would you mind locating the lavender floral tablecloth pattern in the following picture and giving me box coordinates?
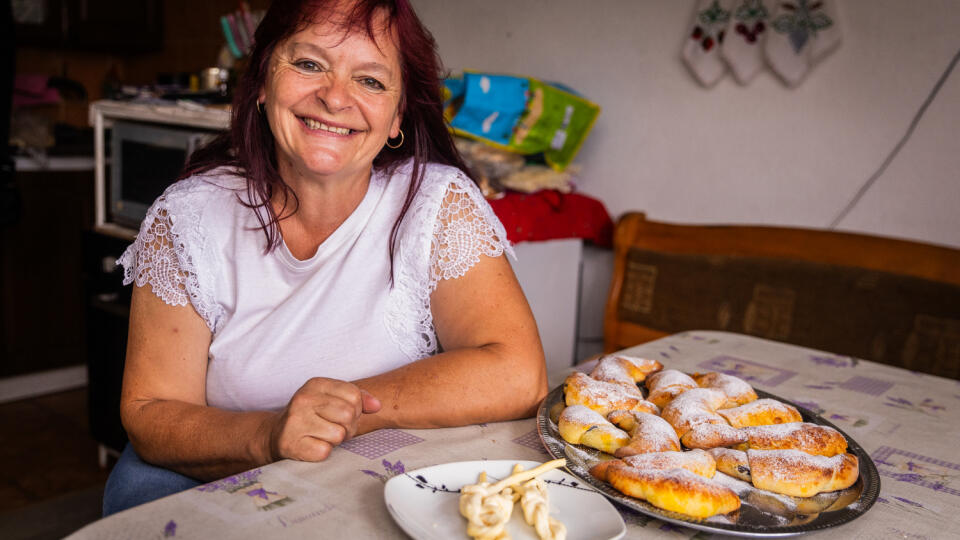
[69,331,960,539]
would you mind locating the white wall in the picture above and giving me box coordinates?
[411,0,960,248]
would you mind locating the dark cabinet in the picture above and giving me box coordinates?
[83,231,131,453]
[13,0,163,52]
[0,167,94,378]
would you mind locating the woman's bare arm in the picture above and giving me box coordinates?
[355,252,549,433]
[120,285,377,481]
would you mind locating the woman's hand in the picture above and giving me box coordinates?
[266,378,382,462]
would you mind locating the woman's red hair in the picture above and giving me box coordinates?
[182,0,472,260]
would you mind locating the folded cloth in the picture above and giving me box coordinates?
[13,74,61,107]
[488,190,613,247]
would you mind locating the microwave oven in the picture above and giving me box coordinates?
[110,120,220,228]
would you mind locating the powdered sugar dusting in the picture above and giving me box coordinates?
[591,359,638,386]
[742,422,847,456]
[614,355,663,374]
[662,388,729,436]
[623,449,715,477]
[748,448,838,473]
[614,412,682,455]
[646,369,697,391]
[565,372,647,415]
[558,404,608,427]
[682,423,747,449]
[632,413,681,445]
[719,399,801,427]
[694,372,758,405]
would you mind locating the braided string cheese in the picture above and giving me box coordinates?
[520,477,567,540]
[459,459,567,540]
[459,472,515,540]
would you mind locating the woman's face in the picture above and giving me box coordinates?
[260,10,402,186]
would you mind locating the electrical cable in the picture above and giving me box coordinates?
[829,45,960,229]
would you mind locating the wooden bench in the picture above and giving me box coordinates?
[604,212,960,379]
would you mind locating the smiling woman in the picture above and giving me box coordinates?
[262,13,403,203]
[102,0,548,517]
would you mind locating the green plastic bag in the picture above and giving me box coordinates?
[445,72,600,171]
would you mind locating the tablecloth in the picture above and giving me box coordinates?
[68,331,960,539]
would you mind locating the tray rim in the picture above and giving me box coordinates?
[537,382,881,538]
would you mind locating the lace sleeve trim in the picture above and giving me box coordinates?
[117,192,224,332]
[429,175,515,287]
[385,166,514,361]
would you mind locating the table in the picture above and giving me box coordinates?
[68,331,960,539]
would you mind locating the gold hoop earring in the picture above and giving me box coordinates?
[256,100,263,114]
[385,129,404,149]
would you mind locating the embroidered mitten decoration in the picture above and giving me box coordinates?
[682,0,733,87]
[721,0,770,85]
[765,0,841,87]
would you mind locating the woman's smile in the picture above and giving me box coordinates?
[297,116,358,136]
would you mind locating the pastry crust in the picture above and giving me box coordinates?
[564,372,659,416]
[681,422,748,450]
[645,369,698,409]
[557,405,630,454]
[607,410,682,457]
[661,388,730,439]
[709,448,752,482]
[718,399,802,428]
[624,449,717,478]
[739,423,848,457]
[606,463,741,518]
[590,355,663,387]
[590,449,716,481]
[691,372,758,408]
[748,449,860,497]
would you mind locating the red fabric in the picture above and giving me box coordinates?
[13,74,61,107]
[488,190,614,247]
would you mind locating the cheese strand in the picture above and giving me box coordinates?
[459,459,567,540]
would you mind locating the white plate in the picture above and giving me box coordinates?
[384,459,626,540]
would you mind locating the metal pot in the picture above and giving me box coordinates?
[199,67,229,94]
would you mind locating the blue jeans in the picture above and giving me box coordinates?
[102,444,202,517]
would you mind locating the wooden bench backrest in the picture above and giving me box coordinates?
[604,212,960,378]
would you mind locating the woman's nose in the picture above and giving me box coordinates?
[317,75,352,112]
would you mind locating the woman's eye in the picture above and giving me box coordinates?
[359,77,385,91]
[294,60,322,71]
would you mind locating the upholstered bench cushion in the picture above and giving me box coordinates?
[617,248,960,380]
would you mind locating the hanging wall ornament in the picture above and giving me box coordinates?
[807,0,842,62]
[765,0,842,87]
[721,0,770,85]
[682,0,733,87]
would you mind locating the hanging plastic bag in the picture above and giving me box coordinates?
[444,72,600,171]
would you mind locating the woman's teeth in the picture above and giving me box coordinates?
[301,117,352,134]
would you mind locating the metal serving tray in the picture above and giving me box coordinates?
[537,384,880,538]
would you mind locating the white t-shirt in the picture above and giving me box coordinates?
[118,159,513,412]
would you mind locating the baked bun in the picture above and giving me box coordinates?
[590,355,663,387]
[718,398,802,428]
[680,423,747,450]
[645,369,698,408]
[605,463,740,518]
[661,388,730,438]
[590,449,716,481]
[748,449,860,497]
[740,423,848,457]
[709,448,752,482]
[557,405,630,454]
[691,372,758,408]
[624,449,717,478]
[564,372,659,416]
[606,410,682,457]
